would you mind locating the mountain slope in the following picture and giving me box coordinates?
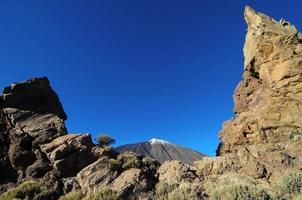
[115,138,206,164]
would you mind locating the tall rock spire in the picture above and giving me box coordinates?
[214,6,302,185]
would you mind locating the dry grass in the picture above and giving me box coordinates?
[204,173,272,200]
[155,181,199,200]
[0,181,51,200]
[59,188,117,200]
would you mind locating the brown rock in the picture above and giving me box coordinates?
[25,160,52,179]
[157,160,197,184]
[240,161,267,179]
[194,154,241,177]
[216,6,302,188]
[2,77,67,146]
[77,157,119,191]
[111,168,149,199]
[41,134,97,178]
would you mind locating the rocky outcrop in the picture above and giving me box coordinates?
[3,77,67,145]
[77,152,159,199]
[194,154,241,177]
[0,77,162,199]
[41,134,98,177]
[0,77,68,194]
[157,160,198,184]
[1,5,302,200]
[215,6,302,187]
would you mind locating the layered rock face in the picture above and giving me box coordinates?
[204,6,302,185]
[0,78,67,188]
[0,78,100,196]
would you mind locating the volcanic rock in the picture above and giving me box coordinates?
[0,77,67,191]
[41,134,98,177]
[215,6,302,186]
[157,160,198,184]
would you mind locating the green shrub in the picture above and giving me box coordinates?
[210,184,270,200]
[117,152,142,169]
[0,181,51,200]
[155,181,176,199]
[205,174,272,200]
[109,159,122,171]
[59,190,85,200]
[96,134,115,148]
[167,183,199,200]
[142,157,160,172]
[155,181,199,200]
[59,188,117,200]
[83,188,117,200]
[279,171,302,195]
[295,194,302,200]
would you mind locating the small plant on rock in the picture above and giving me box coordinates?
[96,134,115,148]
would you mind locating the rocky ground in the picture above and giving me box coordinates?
[1,6,302,200]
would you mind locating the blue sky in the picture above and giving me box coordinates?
[0,1,301,156]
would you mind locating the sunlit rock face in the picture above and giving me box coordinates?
[215,6,302,185]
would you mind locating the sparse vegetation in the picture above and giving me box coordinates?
[204,173,272,200]
[167,183,199,200]
[294,194,302,200]
[96,134,115,148]
[84,188,117,200]
[155,181,199,200]
[210,184,271,200]
[117,152,143,169]
[155,181,176,199]
[0,181,51,200]
[109,158,122,171]
[59,188,117,200]
[59,190,84,200]
[278,171,302,199]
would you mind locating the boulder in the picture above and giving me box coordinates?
[41,134,97,177]
[2,77,67,145]
[77,157,119,191]
[157,160,197,184]
[111,168,149,199]
[0,77,67,195]
[194,154,241,177]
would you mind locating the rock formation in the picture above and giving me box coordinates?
[1,5,302,200]
[0,78,160,199]
[0,77,68,194]
[195,5,302,189]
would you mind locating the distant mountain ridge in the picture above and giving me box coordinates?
[115,138,206,164]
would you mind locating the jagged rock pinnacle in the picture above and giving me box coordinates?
[243,6,298,67]
[215,5,302,187]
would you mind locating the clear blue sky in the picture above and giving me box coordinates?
[0,1,301,156]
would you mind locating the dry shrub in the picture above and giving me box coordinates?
[204,173,272,200]
[59,188,117,200]
[279,171,302,195]
[155,181,199,200]
[0,181,51,200]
